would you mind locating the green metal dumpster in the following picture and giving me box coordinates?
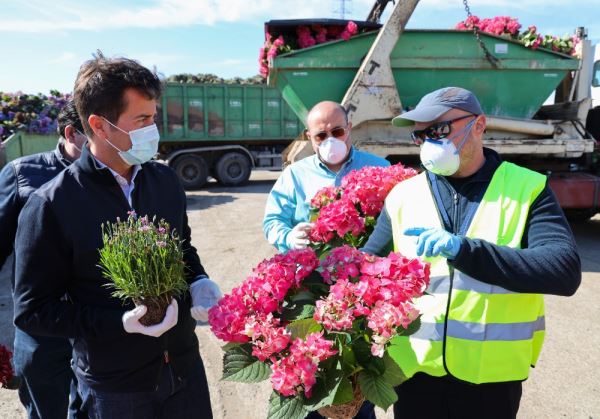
[0,132,57,167]
[159,83,303,143]
[268,29,580,121]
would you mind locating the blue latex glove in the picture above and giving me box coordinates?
[404,227,462,259]
[189,277,222,322]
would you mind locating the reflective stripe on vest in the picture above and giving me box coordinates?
[386,162,547,384]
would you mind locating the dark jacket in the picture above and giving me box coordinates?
[13,145,208,392]
[363,148,581,296]
[0,144,70,272]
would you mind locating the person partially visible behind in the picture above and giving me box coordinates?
[0,100,86,419]
[263,100,390,254]
[363,87,581,419]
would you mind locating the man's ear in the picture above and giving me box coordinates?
[63,125,76,143]
[88,114,107,140]
[474,115,486,135]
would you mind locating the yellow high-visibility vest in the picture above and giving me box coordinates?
[386,162,547,384]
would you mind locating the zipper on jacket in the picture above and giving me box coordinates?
[452,192,459,234]
[153,350,170,391]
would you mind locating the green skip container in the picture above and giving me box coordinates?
[268,29,580,121]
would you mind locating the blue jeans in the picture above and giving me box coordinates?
[77,359,212,419]
[13,327,83,419]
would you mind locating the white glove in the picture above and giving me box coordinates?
[190,277,222,322]
[287,222,313,250]
[122,299,178,337]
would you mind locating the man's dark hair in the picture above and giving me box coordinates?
[73,51,162,137]
[57,100,83,138]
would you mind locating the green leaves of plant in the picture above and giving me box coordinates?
[358,370,398,411]
[222,344,271,383]
[280,290,316,322]
[286,318,322,340]
[352,339,385,376]
[303,369,354,411]
[399,316,421,337]
[267,392,309,419]
[382,353,407,387]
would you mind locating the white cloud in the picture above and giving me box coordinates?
[2,0,599,32]
[1,0,370,33]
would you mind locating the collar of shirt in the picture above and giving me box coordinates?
[92,156,142,206]
[55,142,72,168]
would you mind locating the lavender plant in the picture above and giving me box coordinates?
[99,212,188,325]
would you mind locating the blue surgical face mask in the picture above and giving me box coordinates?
[419,119,476,176]
[103,117,160,165]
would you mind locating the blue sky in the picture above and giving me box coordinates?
[2,0,599,94]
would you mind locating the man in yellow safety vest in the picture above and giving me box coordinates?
[362,87,581,419]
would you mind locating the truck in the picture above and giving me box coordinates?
[0,83,304,190]
[156,83,303,189]
[267,0,600,220]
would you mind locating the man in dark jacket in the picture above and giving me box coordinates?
[0,100,86,419]
[363,87,581,419]
[13,53,220,418]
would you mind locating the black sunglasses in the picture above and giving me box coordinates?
[410,114,475,144]
[309,126,347,142]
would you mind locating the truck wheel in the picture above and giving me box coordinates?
[215,152,251,186]
[171,155,208,190]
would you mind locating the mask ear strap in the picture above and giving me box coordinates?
[105,137,124,153]
[102,117,127,135]
[455,119,476,153]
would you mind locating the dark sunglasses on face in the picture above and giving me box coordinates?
[309,126,347,142]
[410,114,475,145]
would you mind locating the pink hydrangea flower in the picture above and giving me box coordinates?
[309,197,365,243]
[209,249,319,343]
[319,245,364,284]
[309,164,416,246]
[270,333,336,397]
[367,301,420,357]
[310,185,340,209]
[246,314,292,362]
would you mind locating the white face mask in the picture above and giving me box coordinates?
[318,137,348,165]
[103,117,160,165]
[419,119,475,176]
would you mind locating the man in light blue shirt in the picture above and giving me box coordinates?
[263,101,389,254]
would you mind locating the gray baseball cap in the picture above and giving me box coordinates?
[392,87,483,127]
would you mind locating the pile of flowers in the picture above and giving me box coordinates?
[209,163,425,418]
[0,344,14,389]
[455,16,580,56]
[0,91,70,141]
[209,246,429,417]
[309,164,418,250]
[260,21,360,78]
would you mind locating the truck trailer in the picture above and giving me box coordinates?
[156,83,303,189]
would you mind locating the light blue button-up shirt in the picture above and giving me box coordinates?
[263,147,390,253]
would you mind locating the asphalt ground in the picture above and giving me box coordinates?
[0,170,598,418]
